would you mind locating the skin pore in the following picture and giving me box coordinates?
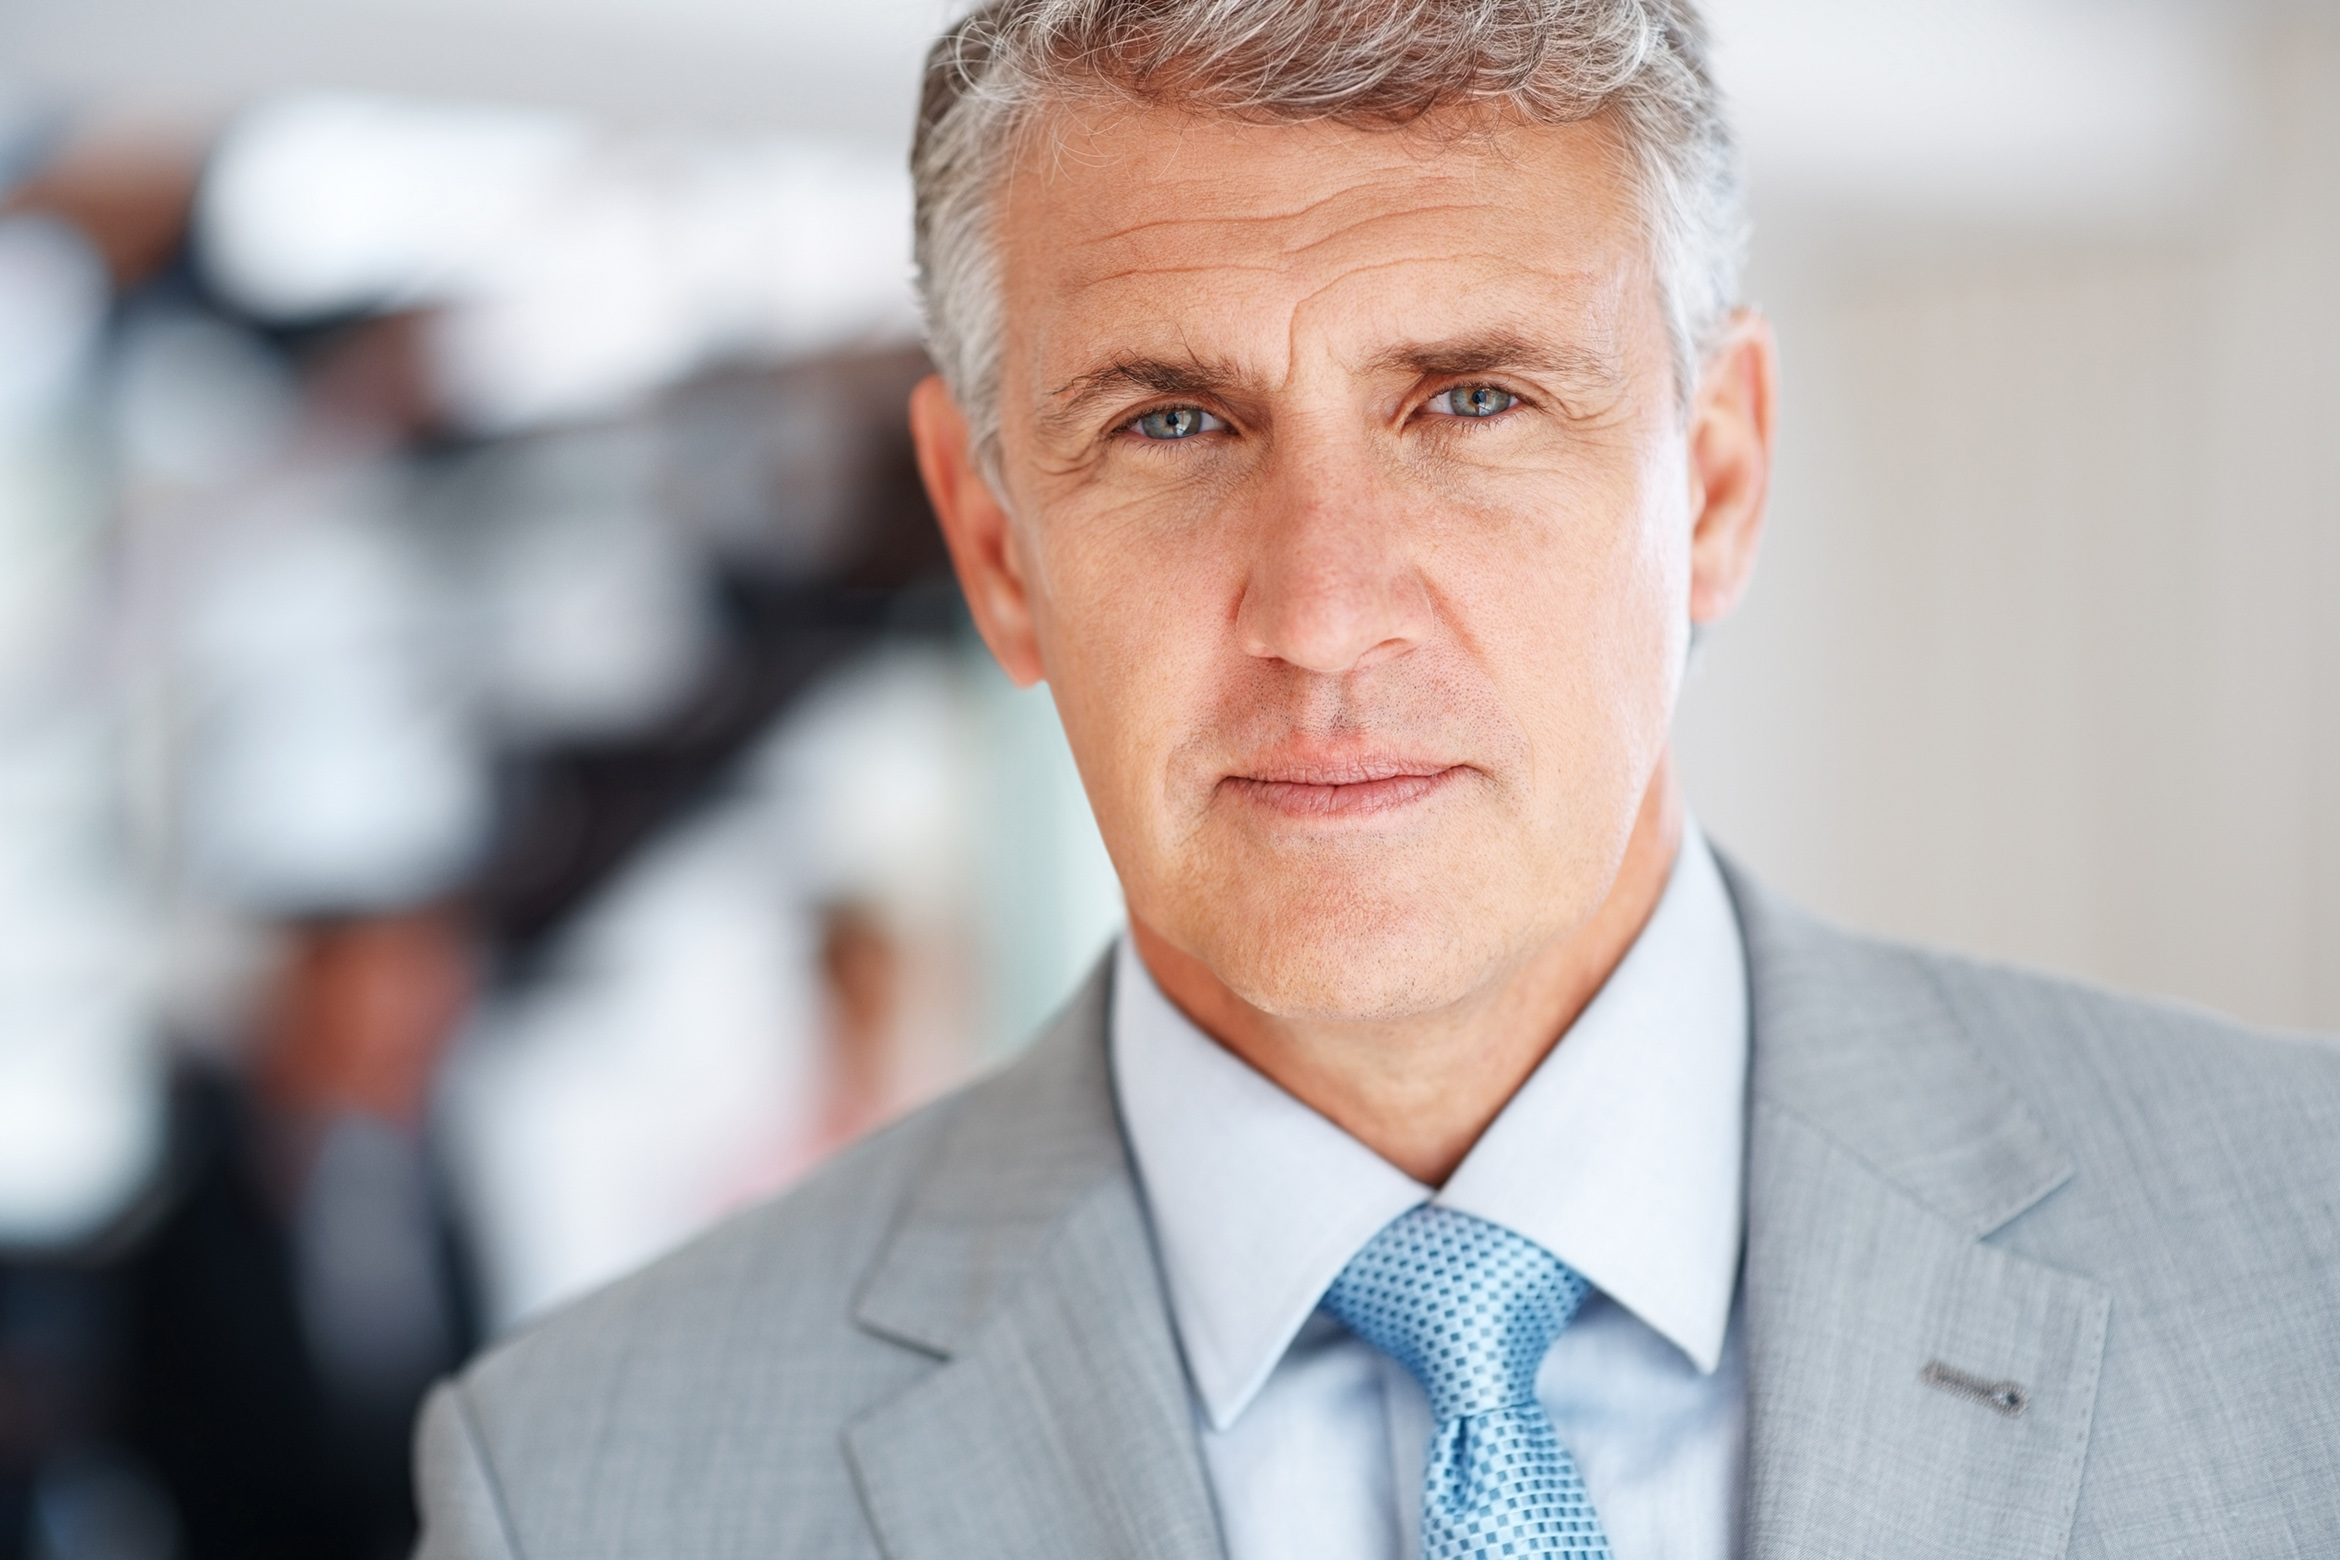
[914,103,1776,1186]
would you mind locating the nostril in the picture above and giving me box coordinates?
[1235,563,1433,675]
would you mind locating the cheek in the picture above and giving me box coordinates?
[1452,464,1689,792]
[1023,504,1232,835]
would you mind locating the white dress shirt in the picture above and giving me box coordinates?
[1111,824,1749,1560]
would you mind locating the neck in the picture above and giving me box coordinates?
[1131,754,1684,1186]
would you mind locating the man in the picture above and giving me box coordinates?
[415,2,2340,1556]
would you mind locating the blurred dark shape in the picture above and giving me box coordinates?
[0,1273,122,1558]
[112,1074,471,1560]
[26,1449,178,1560]
[2,1055,473,1560]
[472,346,955,964]
[105,912,477,1560]
[290,311,448,451]
[662,350,944,586]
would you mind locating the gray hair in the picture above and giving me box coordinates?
[910,0,1747,457]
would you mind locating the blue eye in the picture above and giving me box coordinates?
[1432,385,1517,419]
[1132,406,1223,440]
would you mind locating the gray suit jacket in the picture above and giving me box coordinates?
[416,866,2340,1559]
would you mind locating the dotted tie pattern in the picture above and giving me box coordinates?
[1321,1205,1613,1560]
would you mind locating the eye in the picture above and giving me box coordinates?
[1428,385,1518,419]
[1129,406,1225,441]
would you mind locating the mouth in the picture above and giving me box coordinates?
[1217,758,1469,820]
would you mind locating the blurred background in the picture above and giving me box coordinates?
[0,0,2332,1556]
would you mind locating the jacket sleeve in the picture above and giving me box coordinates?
[413,1380,525,1560]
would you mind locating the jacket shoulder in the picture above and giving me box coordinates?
[1731,864,2339,1289]
[1909,941,2340,1202]
[1730,865,2340,1206]
[420,950,1121,1560]
[429,1092,961,1559]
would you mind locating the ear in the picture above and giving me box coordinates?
[909,375,1045,687]
[1685,308,1778,626]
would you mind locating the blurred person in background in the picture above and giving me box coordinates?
[119,281,492,1558]
[413,2,2340,1559]
[121,292,489,1560]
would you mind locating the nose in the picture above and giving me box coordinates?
[1235,451,1434,675]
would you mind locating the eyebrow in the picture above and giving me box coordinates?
[1039,353,1245,441]
[1362,331,1623,391]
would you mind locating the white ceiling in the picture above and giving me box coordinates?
[1708,0,2236,218]
[0,0,952,146]
[2,0,2249,220]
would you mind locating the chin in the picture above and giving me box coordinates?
[1182,867,1526,1025]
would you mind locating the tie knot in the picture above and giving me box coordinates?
[1321,1205,1590,1422]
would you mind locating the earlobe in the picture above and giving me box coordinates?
[908,376,1047,687]
[1685,310,1778,627]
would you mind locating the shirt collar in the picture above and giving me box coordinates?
[1112,822,1749,1432]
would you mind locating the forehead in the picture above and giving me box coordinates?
[997,104,1651,380]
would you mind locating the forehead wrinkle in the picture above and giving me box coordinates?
[1268,198,1526,264]
[1062,242,1602,306]
[1064,178,1411,253]
[1059,256,1289,293]
[1035,113,1491,238]
[1064,185,1501,278]
[1273,248,1620,335]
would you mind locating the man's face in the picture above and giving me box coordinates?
[935,106,1757,1024]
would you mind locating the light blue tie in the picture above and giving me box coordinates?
[1321,1205,1614,1560]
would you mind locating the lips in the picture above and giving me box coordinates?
[1218,759,1466,818]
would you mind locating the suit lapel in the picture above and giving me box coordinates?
[1726,865,2110,1560]
[843,963,1224,1560]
